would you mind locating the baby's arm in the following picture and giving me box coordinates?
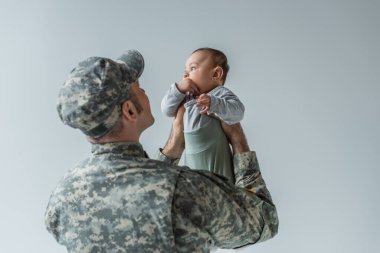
[197,87,245,125]
[161,83,186,117]
[161,79,200,117]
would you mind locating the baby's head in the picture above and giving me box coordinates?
[184,47,230,93]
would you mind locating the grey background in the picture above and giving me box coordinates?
[0,0,378,252]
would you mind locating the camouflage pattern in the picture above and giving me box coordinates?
[57,50,144,138]
[45,142,278,252]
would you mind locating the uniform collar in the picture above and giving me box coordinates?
[91,142,148,158]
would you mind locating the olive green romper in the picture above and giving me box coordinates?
[184,118,235,184]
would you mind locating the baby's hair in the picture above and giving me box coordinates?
[192,47,230,85]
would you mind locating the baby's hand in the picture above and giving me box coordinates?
[196,94,211,114]
[176,78,200,95]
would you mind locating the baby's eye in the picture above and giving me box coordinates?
[190,66,196,71]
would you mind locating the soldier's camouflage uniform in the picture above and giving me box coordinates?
[45,50,278,253]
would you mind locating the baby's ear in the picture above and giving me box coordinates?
[213,66,224,82]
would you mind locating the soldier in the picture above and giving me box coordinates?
[45,50,278,253]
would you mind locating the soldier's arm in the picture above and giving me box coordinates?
[220,122,276,211]
[44,189,68,246]
[173,122,278,249]
[158,105,185,163]
[173,151,278,249]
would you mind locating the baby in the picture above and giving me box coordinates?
[161,48,244,183]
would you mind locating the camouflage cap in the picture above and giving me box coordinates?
[57,50,144,138]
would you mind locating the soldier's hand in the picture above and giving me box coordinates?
[162,104,185,159]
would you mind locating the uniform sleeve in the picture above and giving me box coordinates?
[44,193,67,246]
[172,151,278,250]
[161,83,186,117]
[208,87,245,125]
[156,148,181,165]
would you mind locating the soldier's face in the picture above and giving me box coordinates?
[130,81,155,130]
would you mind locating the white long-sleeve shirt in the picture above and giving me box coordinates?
[161,83,245,132]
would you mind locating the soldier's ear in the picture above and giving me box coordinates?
[121,100,138,122]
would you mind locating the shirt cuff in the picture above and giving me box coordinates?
[157,148,181,165]
[233,151,261,186]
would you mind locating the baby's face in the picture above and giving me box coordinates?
[184,51,218,94]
